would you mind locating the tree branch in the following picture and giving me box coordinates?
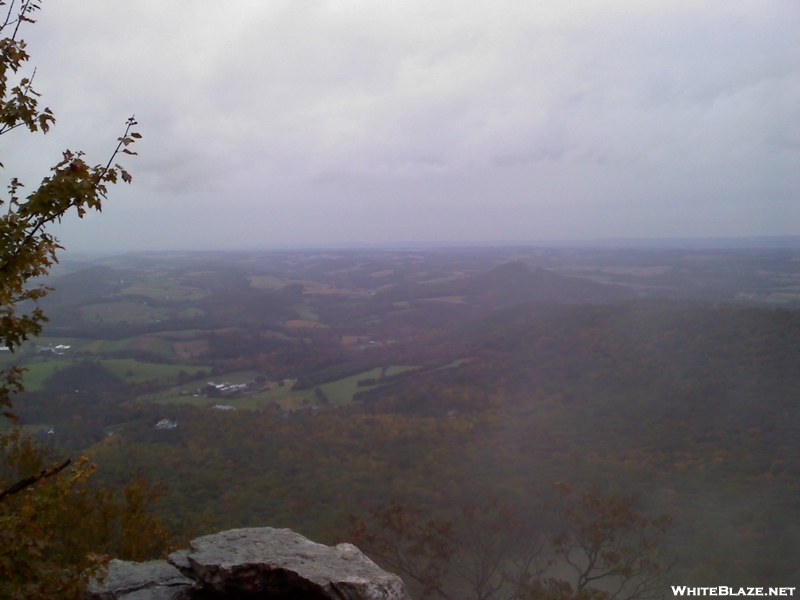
[0,457,71,502]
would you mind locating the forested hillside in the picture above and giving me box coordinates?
[5,248,800,587]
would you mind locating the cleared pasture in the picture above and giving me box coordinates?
[149,330,207,341]
[316,368,383,405]
[298,280,363,296]
[19,359,75,390]
[101,359,206,384]
[119,279,209,302]
[248,275,287,290]
[284,320,320,329]
[70,336,174,357]
[172,339,209,358]
[385,365,416,376]
[139,365,419,411]
[17,358,207,389]
[81,302,170,324]
[125,336,174,356]
[293,304,319,322]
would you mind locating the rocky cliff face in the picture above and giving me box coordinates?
[86,527,409,600]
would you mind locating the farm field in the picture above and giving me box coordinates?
[81,301,171,324]
[101,359,206,384]
[17,359,75,390]
[138,365,419,410]
[45,333,208,357]
[18,358,206,390]
[118,279,210,302]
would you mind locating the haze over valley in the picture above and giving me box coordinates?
[4,245,800,585]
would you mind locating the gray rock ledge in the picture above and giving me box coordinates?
[86,527,409,600]
[168,527,409,600]
[85,559,197,600]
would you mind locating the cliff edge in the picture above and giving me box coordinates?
[86,527,409,600]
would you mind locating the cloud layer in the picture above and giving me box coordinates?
[8,0,800,250]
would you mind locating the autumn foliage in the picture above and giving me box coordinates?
[0,429,172,599]
[349,490,671,600]
[0,2,169,598]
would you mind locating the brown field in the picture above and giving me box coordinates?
[248,275,287,290]
[601,266,672,276]
[149,330,205,341]
[173,339,210,358]
[127,336,161,352]
[285,319,323,329]
[296,279,362,296]
[341,335,369,347]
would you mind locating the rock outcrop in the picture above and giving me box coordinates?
[85,559,196,600]
[86,527,409,600]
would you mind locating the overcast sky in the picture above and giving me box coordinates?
[7,0,800,251]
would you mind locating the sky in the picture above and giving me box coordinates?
[6,0,800,251]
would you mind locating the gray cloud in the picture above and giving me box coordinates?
[7,0,799,251]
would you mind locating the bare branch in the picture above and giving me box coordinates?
[0,457,71,502]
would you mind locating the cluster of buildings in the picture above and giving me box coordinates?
[178,379,274,399]
[35,344,71,355]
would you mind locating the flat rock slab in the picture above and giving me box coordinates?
[168,527,409,600]
[86,559,198,600]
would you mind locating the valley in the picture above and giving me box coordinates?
[5,246,800,586]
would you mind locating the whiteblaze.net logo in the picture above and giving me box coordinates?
[672,588,796,597]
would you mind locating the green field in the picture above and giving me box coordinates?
[100,359,206,384]
[138,365,419,411]
[119,279,209,302]
[293,303,319,322]
[81,302,171,324]
[83,337,175,357]
[18,359,74,390]
[17,358,206,390]
[32,336,176,357]
[384,365,416,376]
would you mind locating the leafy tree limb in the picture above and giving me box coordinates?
[0,0,139,418]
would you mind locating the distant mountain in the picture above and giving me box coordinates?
[376,261,632,309]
